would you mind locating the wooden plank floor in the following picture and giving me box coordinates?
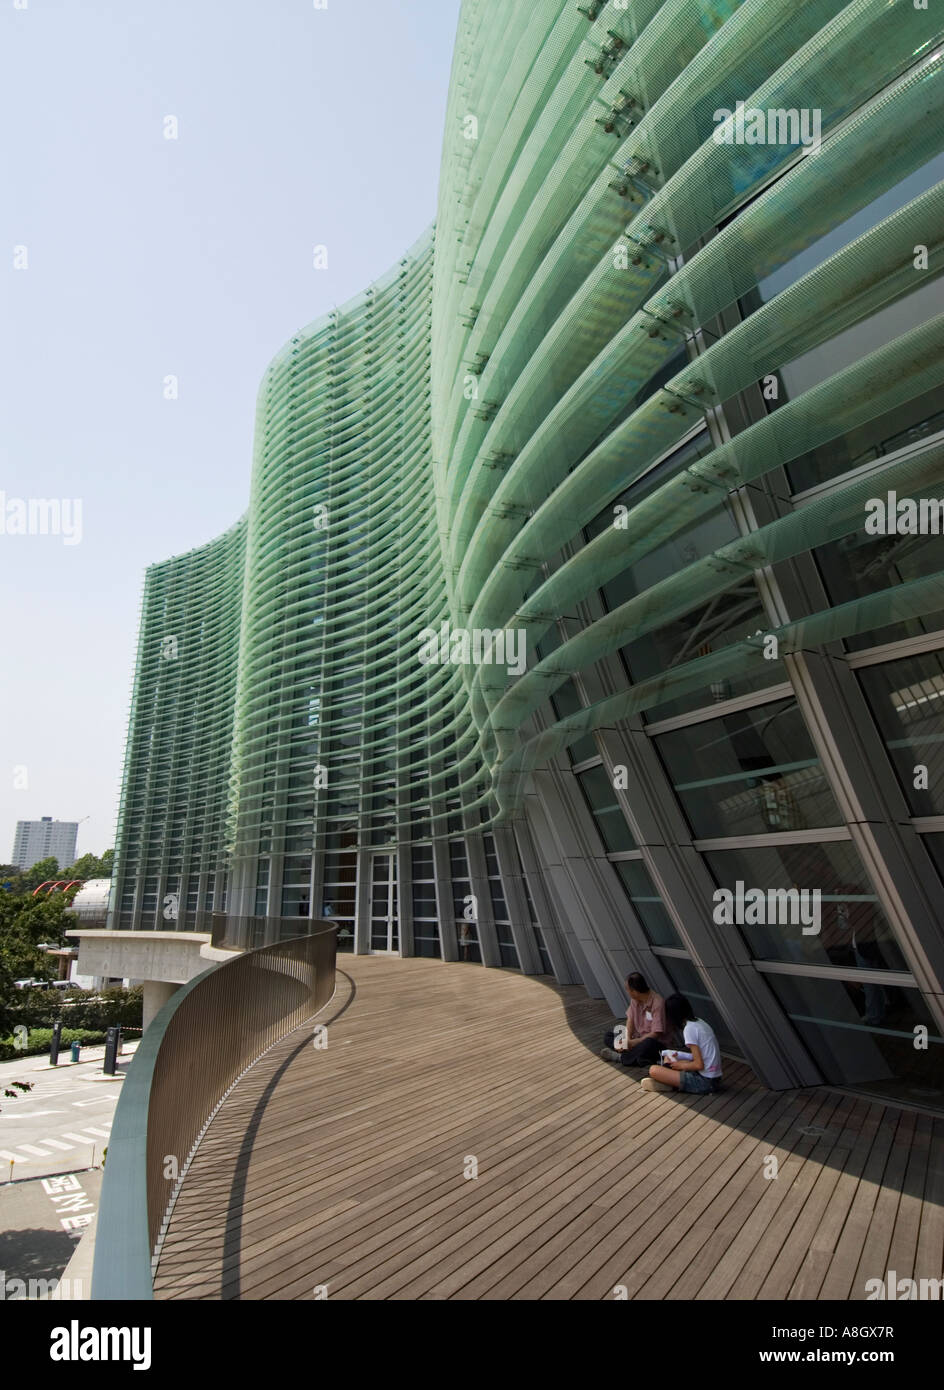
[153,955,944,1301]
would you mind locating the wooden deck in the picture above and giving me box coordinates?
[153,955,944,1301]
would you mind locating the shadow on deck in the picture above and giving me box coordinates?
[153,955,944,1301]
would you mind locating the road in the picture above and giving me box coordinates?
[0,1168,102,1297]
[0,1040,138,1182]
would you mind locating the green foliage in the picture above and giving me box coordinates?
[0,850,115,1033]
[0,1027,107,1061]
[61,850,113,881]
[8,985,143,1032]
[0,891,74,1033]
[21,856,60,888]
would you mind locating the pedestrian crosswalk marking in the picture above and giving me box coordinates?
[0,1121,113,1164]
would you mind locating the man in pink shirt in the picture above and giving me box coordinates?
[601,972,675,1067]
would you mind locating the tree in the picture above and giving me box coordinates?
[21,856,60,889]
[0,889,75,1033]
[60,849,114,880]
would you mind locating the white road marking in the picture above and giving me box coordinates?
[71,1098,113,1107]
[38,1138,74,1151]
[63,1133,97,1144]
[18,1144,53,1157]
[0,1150,22,1163]
[82,1126,110,1138]
[0,1110,65,1119]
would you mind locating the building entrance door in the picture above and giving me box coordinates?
[369,853,399,954]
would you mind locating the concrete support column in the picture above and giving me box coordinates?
[141,980,181,1031]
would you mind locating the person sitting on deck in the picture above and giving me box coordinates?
[600,973,675,1067]
[640,993,723,1095]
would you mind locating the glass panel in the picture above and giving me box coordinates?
[660,955,737,1054]
[532,923,554,976]
[764,974,944,1105]
[750,152,944,311]
[457,917,481,964]
[613,860,681,948]
[412,883,437,913]
[919,833,944,893]
[605,499,783,719]
[550,680,598,765]
[585,430,714,543]
[816,530,944,653]
[576,765,637,852]
[787,387,944,495]
[704,841,905,971]
[858,651,944,814]
[655,698,840,838]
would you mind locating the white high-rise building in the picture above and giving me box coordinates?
[11,816,78,872]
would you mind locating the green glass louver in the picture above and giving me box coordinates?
[111,0,944,932]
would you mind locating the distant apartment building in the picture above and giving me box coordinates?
[12,816,78,872]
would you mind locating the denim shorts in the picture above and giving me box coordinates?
[679,1071,722,1094]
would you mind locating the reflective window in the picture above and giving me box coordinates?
[745,153,944,493]
[654,698,840,838]
[858,651,944,815]
[613,860,682,948]
[483,834,518,968]
[450,840,481,964]
[751,153,944,309]
[704,841,905,971]
[550,680,598,765]
[816,529,944,653]
[661,955,737,1054]
[520,866,554,974]
[576,765,637,852]
[411,843,441,959]
[764,974,943,1105]
[918,832,944,894]
[598,497,783,720]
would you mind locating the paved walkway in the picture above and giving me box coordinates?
[153,956,944,1300]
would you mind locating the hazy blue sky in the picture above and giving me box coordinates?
[0,0,461,862]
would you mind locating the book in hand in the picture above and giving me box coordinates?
[660,1049,693,1063]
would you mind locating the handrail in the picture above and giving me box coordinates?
[91,924,337,1300]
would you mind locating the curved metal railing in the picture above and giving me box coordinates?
[91,924,337,1300]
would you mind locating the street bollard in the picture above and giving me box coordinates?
[103,1026,119,1076]
[70,1040,80,1063]
[49,1020,62,1067]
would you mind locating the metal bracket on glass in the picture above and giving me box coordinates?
[616,154,661,199]
[584,31,626,79]
[482,450,515,471]
[501,555,543,571]
[661,378,715,415]
[594,89,643,137]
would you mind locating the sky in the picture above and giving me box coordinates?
[0,0,461,863]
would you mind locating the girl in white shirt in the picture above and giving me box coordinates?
[641,993,723,1095]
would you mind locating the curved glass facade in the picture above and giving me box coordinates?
[112,0,944,1107]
